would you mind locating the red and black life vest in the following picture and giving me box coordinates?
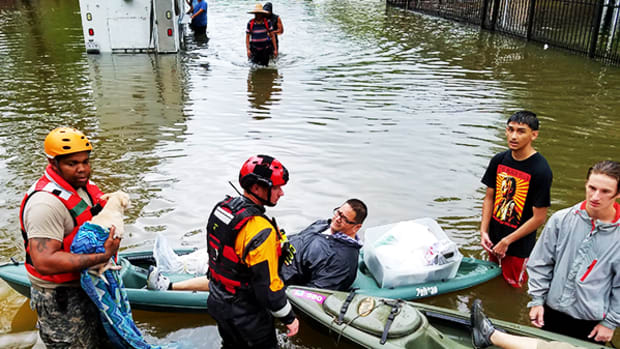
[206,195,275,294]
[19,164,105,284]
[249,18,270,34]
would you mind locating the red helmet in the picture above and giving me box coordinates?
[239,155,289,191]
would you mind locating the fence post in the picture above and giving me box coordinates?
[481,0,490,28]
[526,0,537,40]
[589,0,605,57]
[490,0,501,31]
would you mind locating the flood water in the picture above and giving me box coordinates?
[0,0,619,347]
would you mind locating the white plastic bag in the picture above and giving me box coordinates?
[371,221,436,271]
[178,248,209,275]
[153,233,185,274]
[424,240,457,265]
[153,233,209,275]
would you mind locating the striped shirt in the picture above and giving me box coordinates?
[246,18,273,50]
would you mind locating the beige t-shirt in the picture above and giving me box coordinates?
[23,189,92,289]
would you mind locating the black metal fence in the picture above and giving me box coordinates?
[387,0,620,65]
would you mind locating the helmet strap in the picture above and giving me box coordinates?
[246,185,275,207]
[264,186,276,207]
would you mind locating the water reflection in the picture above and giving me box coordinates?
[1,0,620,347]
[0,0,93,260]
[0,285,29,333]
[247,67,282,116]
[85,53,190,248]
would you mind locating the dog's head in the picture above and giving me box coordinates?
[100,190,131,210]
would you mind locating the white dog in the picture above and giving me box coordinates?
[87,190,131,281]
[91,190,131,239]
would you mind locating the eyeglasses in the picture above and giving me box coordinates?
[333,207,357,225]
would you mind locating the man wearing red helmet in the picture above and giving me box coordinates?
[206,154,298,349]
[20,127,119,347]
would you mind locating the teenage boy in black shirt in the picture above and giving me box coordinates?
[480,111,553,288]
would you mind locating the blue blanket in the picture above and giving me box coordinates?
[71,222,160,349]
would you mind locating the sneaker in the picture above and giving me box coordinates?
[470,299,495,349]
[147,266,170,291]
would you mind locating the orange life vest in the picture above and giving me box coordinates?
[19,164,105,284]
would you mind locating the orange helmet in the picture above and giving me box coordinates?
[44,127,93,159]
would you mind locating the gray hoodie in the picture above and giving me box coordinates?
[527,201,620,329]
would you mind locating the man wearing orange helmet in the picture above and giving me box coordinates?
[206,154,298,349]
[19,127,120,347]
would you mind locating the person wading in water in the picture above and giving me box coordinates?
[263,2,283,50]
[246,4,278,66]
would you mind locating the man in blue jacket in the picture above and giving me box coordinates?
[188,0,207,37]
[147,198,367,292]
[280,198,366,291]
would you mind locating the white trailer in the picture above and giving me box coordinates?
[78,0,186,54]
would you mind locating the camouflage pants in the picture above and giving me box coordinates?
[30,286,111,348]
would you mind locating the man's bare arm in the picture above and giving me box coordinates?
[492,206,548,258]
[480,187,495,253]
[276,17,283,35]
[270,32,278,56]
[29,226,120,275]
[191,8,205,20]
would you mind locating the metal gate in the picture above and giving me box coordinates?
[388,0,620,65]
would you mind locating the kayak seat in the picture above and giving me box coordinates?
[323,293,423,339]
[119,257,148,289]
[119,257,202,289]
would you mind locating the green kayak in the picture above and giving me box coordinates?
[0,250,499,312]
[353,256,500,300]
[286,286,607,349]
[0,250,207,312]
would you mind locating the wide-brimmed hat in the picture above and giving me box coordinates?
[248,4,269,14]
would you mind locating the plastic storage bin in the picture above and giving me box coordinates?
[363,218,462,288]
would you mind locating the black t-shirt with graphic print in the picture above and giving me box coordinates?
[481,150,552,258]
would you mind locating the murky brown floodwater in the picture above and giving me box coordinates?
[0,0,619,347]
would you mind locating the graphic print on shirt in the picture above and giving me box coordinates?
[493,165,531,228]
